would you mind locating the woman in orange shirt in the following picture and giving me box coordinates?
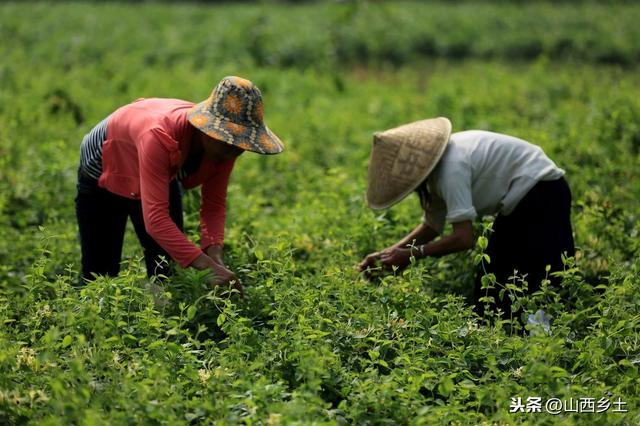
[76,76,283,294]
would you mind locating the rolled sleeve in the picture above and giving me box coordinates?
[446,207,477,223]
[439,164,477,224]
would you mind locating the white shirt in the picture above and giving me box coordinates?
[423,130,564,233]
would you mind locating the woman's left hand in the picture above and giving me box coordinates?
[379,247,413,270]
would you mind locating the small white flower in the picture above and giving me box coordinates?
[198,368,212,383]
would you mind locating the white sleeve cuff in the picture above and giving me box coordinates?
[446,207,477,223]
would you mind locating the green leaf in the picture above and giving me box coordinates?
[104,336,120,344]
[148,340,164,350]
[550,366,568,378]
[61,335,73,348]
[123,334,137,344]
[187,305,197,320]
[217,313,227,326]
[477,236,488,250]
[254,249,264,260]
[481,274,494,289]
[618,359,634,367]
[438,375,455,397]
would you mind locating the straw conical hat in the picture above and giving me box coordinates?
[366,117,452,210]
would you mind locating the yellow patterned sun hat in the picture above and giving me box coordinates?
[188,76,284,154]
[366,117,452,210]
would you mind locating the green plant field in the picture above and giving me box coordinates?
[1,2,639,425]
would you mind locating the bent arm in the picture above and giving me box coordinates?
[416,220,474,258]
[139,129,203,268]
[393,222,440,249]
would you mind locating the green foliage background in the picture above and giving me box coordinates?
[0,1,639,425]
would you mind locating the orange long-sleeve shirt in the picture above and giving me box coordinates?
[98,98,235,268]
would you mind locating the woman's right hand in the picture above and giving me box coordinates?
[191,254,245,297]
[210,261,245,297]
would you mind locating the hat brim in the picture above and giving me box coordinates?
[366,117,452,210]
[187,103,284,155]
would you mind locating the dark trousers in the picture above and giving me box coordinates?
[474,177,575,317]
[75,171,183,281]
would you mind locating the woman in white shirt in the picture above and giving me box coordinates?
[358,118,575,317]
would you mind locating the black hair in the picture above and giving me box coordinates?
[415,178,430,211]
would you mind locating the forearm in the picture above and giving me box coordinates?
[394,222,439,249]
[417,232,473,259]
